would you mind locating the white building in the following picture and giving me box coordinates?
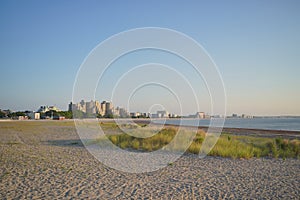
[27,112,40,120]
[195,112,205,119]
[37,106,61,113]
[157,110,169,118]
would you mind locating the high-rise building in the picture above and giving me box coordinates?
[105,101,113,116]
[118,107,129,118]
[100,101,107,116]
[95,101,101,114]
[86,100,96,114]
[68,100,128,118]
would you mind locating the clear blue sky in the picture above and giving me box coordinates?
[0,0,299,115]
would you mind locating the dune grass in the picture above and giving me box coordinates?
[107,127,179,151]
[96,123,300,159]
[208,135,262,159]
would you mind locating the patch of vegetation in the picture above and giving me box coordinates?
[93,123,300,159]
[208,136,262,159]
[99,122,119,129]
[5,141,21,145]
[266,138,300,159]
[106,127,185,151]
[69,141,79,145]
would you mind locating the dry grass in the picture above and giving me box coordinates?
[96,123,300,159]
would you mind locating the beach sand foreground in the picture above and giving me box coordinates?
[0,121,299,199]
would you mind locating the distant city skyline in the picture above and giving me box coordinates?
[1,1,300,116]
[1,99,299,118]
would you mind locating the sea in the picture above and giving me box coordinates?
[153,117,300,132]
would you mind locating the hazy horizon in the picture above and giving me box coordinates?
[1,1,300,116]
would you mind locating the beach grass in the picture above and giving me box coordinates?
[96,122,300,159]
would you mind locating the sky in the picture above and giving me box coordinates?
[0,0,299,116]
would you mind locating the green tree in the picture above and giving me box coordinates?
[104,113,114,118]
[58,111,73,119]
[72,110,84,119]
[8,111,25,118]
[0,111,6,118]
[85,112,96,118]
[45,110,58,118]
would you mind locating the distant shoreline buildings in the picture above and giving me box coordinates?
[69,100,129,118]
[68,100,180,119]
[229,113,254,119]
[37,105,61,113]
[0,100,269,120]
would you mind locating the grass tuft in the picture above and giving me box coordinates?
[94,123,300,159]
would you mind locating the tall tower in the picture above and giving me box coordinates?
[68,102,73,112]
[101,101,107,116]
[105,101,113,115]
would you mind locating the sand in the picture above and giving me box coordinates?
[0,121,299,199]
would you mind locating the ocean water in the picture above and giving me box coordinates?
[154,118,300,131]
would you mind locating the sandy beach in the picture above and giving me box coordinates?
[0,120,299,199]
